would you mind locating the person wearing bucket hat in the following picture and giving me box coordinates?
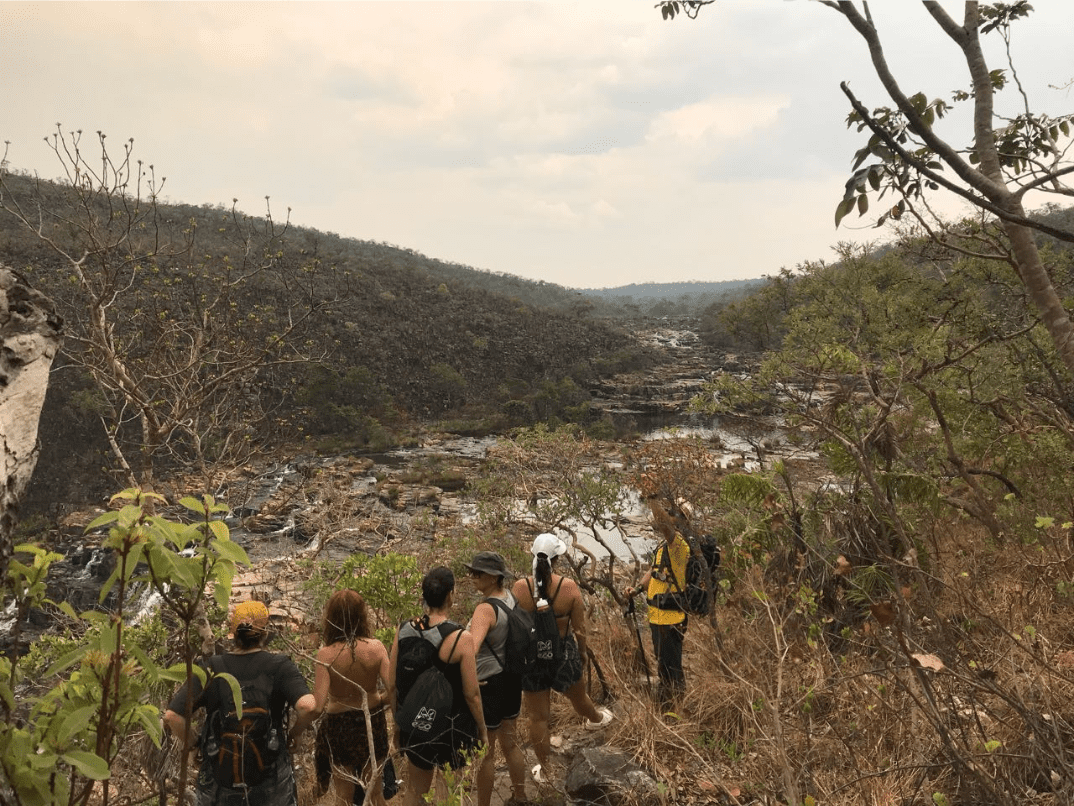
[511,534,613,787]
[465,552,529,806]
[163,599,317,806]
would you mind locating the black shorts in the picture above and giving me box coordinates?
[479,671,522,730]
[520,633,583,694]
[402,713,479,772]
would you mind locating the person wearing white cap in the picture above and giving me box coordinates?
[511,533,614,786]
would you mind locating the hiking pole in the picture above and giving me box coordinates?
[624,592,652,691]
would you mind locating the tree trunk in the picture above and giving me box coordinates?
[0,266,63,586]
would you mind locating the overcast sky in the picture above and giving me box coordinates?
[2,2,1072,289]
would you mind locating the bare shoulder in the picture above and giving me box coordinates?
[511,578,535,608]
[557,575,583,601]
[442,628,474,662]
[316,643,341,663]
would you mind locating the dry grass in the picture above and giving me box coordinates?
[555,517,1074,806]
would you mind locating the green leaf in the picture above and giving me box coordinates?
[85,511,121,531]
[1035,516,1055,529]
[857,194,869,216]
[212,537,248,565]
[209,519,230,542]
[58,705,97,744]
[147,544,178,580]
[136,705,165,746]
[217,672,244,718]
[179,496,208,516]
[835,196,856,227]
[214,572,235,611]
[62,750,111,780]
[44,645,92,678]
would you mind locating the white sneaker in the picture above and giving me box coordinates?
[584,708,614,730]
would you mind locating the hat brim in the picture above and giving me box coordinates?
[463,562,513,577]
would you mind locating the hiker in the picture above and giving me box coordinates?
[389,566,487,806]
[162,600,317,806]
[623,502,690,708]
[465,551,530,806]
[511,533,614,785]
[312,589,393,806]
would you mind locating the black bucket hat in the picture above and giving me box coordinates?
[463,551,511,578]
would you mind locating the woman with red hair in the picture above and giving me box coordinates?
[313,589,392,806]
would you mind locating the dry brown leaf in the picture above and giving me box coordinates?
[870,601,896,627]
[834,555,853,576]
[912,653,945,672]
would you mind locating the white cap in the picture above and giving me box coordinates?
[531,533,567,559]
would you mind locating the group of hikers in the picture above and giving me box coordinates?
[162,502,701,806]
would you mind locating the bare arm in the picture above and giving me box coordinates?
[288,693,318,746]
[467,601,497,648]
[312,647,332,714]
[625,571,652,598]
[446,631,488,746]
[387,631,401,743]
[566,582,589,661]
[162,709,196,751]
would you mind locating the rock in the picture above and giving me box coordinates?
[564,747,663,805]
[0,265,62,583]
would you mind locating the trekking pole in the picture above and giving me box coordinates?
[624,592,652,691]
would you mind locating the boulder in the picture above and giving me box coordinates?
[564,747,664,806]
[0,266,63,583]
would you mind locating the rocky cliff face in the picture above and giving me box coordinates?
[0,266,63,582]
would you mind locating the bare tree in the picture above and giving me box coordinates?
[658,2,1074,377]
[0,127,331,488]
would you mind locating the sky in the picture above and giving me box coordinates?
[1,2,1072,290]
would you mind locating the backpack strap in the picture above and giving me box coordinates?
[527,574,566,605]
[437,624,465,665]
[657,539,684,593]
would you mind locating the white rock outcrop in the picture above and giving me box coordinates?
[1,265,63,583]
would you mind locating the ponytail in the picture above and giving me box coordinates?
[533,553,554,604]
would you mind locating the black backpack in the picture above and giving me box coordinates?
[482,596,536,677]
[395,620,462,744]
[527,577,566,671]
[201,655,282,790]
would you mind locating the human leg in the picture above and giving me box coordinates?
[498,717,528,802]
[476,726,500,806]
[328,771,355,806]
[523,689,551,772]
[562,678,600,723]
[650,621,685,708]
[401,758,434,806]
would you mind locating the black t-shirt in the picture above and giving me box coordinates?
[167,650,310,732]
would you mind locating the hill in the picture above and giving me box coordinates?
[0,169,664,510]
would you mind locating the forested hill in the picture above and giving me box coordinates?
[578,280,763,316]
[0,170,664,510]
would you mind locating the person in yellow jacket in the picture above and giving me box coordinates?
[624,504,690,709]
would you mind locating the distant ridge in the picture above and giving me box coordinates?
[578,279,762,301]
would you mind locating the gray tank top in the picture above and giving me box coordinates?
[471,590,516,680]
